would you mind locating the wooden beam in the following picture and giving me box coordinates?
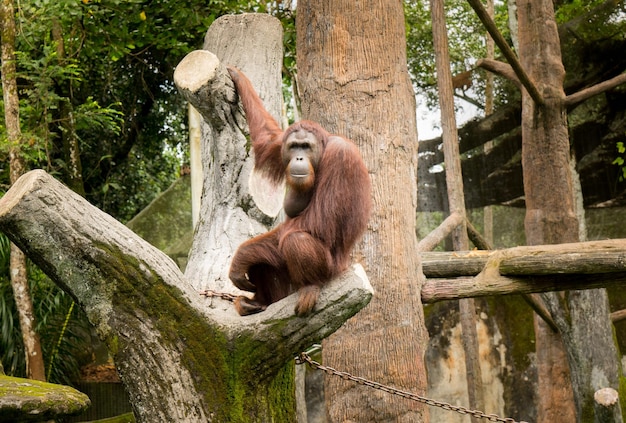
[421,239,626,278]
[565,72,626,108]
[420,239,626,303]
[417,212,464,252]
[422,272,626,303]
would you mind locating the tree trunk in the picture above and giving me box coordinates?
[51,19,86,197]
[517,0,623,420]
[296,2,429,422]
[430,0,483,419]
[0,14,374,422]
[1,0,46,382]
[183,13,285,293]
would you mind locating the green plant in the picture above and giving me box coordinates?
[0,233,92,385]
[612,141,626,182]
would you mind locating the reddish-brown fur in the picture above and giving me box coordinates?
[227,67,372,316]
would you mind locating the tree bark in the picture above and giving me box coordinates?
[296,2,429,421]
[516,0,623,419]
[430,0,483,419]
[1,0,46,382]
[0,14,374,422]
[183,13,285,294]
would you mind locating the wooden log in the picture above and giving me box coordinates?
[522,293,558,332]
[611,309,626,323]
[466,218,492,250]
[417,212,463,252]
[421,271,626,303]
[421,250,491,277]
[421,239,626,278]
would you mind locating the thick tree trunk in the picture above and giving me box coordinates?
[296,2,429,422]
[0,14,373,422]
[1,0,46,382]
[517,0,623,420]
[183,13,285,294]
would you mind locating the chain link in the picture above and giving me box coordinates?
[297,351,528,423]
[200,291,527,422]
[199,289,238,302]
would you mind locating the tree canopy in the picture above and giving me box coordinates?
[1,0,286,221]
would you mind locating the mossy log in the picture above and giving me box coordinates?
[0,169,372,422]
[420,239,626,302]
[0,374,90,422]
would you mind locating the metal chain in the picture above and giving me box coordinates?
[200,291,527,423]
[297,351,528,423]
[199,289,238,302]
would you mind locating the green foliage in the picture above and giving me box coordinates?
[0,235,21,376]
[2,0,247,221]
[404,0,515,112]
[554,0,605,23]
[0,234,92,385]
[613,141,626,182]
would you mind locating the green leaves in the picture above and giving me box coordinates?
[0,233,91,384]
[74,98,123,135]
[613,141,626,181]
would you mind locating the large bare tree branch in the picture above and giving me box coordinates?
[475,58,521,87]
[565,72,626,107]
[0,168,373,421]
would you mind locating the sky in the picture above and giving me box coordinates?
[416,93,482,141]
